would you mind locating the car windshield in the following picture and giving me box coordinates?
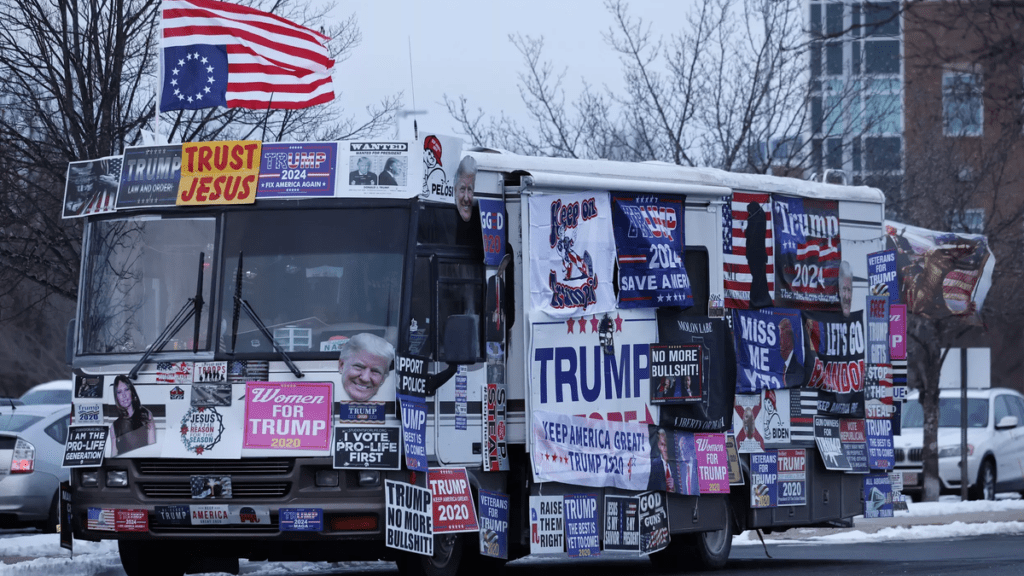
[902,398,988,428]
[79,216,216,354]
[218,208,408,355]
[0,414,43,432]
[19,389,71,405]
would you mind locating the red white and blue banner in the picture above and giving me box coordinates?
[611,194,692,309]
[772,195,842,309]
[733,307,806,392]
[722,191,774,309]
[530,192,616,317]
[256,142,337,198]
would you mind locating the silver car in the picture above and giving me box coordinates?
[894,388,1024,500]
[0,405,71,531]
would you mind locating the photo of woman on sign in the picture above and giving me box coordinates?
[110,375,156,456]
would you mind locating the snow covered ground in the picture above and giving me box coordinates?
[2,497,1023,575]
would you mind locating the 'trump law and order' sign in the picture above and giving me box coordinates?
[531,410,651,490]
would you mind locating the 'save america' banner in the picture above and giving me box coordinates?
[611,193,692,309]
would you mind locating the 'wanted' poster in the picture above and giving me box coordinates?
[339,140,417,198]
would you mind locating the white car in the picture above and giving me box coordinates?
[19,379,74,408]
[0,404,71,531]
[894,387,1024,500]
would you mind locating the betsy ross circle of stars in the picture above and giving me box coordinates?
[169,51,217,104]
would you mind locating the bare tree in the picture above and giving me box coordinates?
[445,0,886,177]
[896,0,1024,501]
[0,0,400,393]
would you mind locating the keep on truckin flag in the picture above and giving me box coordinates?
[160,0,335,111]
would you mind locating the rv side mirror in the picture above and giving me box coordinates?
[441,314,479,365]
[65,318,76,366]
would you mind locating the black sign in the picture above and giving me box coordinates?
[59,481,72,552]
[396,355,429,399]
[603,495,640,553]
[638,491,670,554]
[804,310,866,417]
[155,505,192,526]
[62,426,108,468]
[814,415,851,471]
[655,312,735,432]
[333,426,401,470]
[116,145,182,208]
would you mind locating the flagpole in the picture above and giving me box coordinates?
[154,0,164,141]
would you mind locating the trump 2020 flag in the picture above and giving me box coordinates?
[611,193,693,309]
[161,0,335,111]
[529,192,616,318]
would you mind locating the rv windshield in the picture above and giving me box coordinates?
[79,216,216,355]
[219,208,407,355]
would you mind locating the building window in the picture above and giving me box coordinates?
[826,43,844,75]
[863,2,899,36]
[943,70,983,136]
[865,40,900,74]
[826,3,844,36]
[865,136,901,171]
[826,138,843,169]
[948,208,985,233]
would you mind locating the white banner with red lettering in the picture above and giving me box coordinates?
[531,410,650,490]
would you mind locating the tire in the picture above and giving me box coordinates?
[396,532,464,576]
[969,459,996,501]
[649,505,733,572]
[118,540,186,576]
[37,492,58,534]
[457,531,507,576]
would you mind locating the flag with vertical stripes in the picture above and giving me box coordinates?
[161,0,335,111]
[722,191,774,309]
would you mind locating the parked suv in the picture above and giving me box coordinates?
[894,388,1024,500]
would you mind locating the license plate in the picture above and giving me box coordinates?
[902,472,919,486]
[190,475,233,499]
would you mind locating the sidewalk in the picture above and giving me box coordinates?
[754,508,1024,541]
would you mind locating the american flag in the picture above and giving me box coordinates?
[161,0,335,111]
[87,508,116,531]
[642,526,670,553]
[63,156,121,219]
[788,388,817,446]
[722,191,774,309]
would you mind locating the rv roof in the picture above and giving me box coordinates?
[467,150,884,205]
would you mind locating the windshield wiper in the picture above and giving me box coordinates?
[230,252,304,379]
[129,252,205,379]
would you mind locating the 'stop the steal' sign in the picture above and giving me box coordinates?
[178,141,261,205]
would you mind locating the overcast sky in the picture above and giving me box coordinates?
[332,1,686,142]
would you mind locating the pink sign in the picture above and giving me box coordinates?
[889,304,907,360]
[695,433,729,494]
[244,382,333,450]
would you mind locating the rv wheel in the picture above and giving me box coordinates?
[396,532,463,576]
